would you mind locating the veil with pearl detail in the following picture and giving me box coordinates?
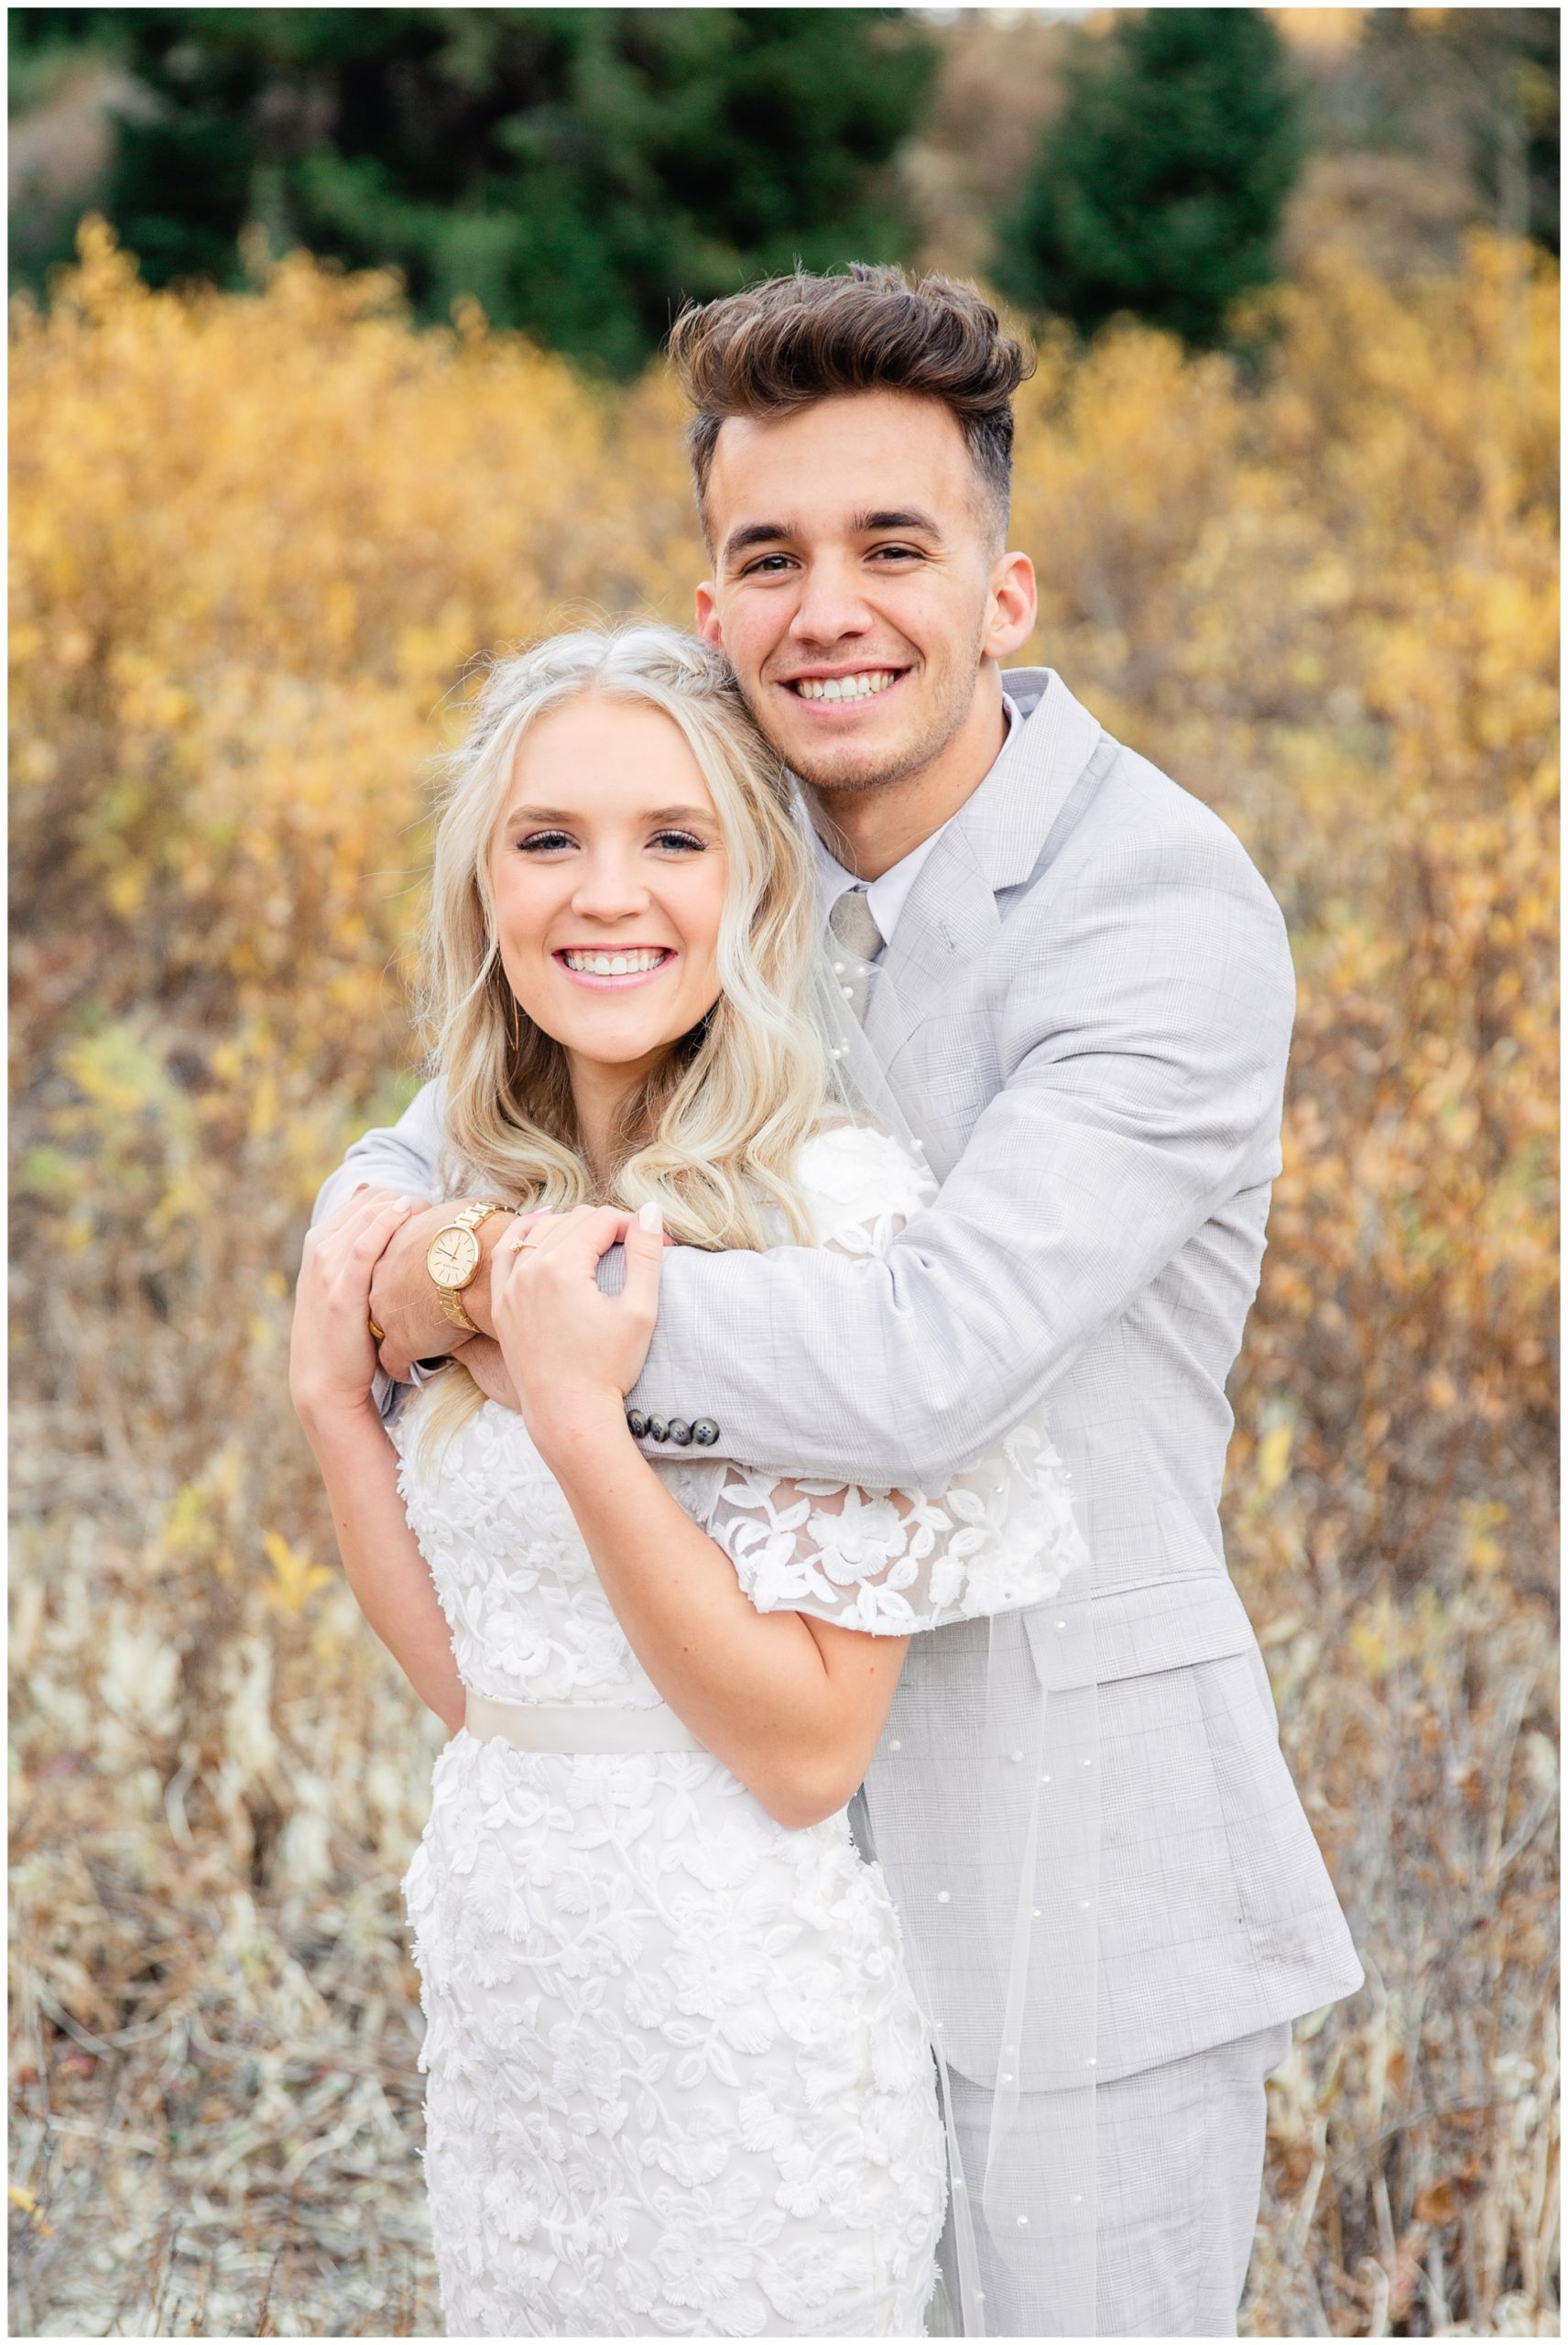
[800,922,1101,2339]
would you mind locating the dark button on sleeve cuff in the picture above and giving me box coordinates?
[631,1412,715,1446]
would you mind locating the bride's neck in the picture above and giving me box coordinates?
[566,1048,667,1188]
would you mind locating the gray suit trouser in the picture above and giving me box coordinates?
[942,2021,1290,2337]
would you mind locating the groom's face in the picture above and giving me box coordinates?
[694,389,1034,799]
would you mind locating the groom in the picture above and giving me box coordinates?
[318,264,1361,2334]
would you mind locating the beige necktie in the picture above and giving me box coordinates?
[828,885,885,1021]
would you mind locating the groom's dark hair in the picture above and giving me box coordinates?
[668,263,1034,544]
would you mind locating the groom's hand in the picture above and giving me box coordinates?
[458,1336,521,1413]
[365,1195,528,1380]
[365,1200,459,1379]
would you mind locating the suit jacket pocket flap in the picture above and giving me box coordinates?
[1025,1570,1260,1691]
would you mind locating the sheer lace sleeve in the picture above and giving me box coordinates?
[691,1123,1090,1635]
[700,1415,1087,1634]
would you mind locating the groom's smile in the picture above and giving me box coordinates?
[786,665,904,703]
[781,661,910,713]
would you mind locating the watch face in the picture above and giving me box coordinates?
[427,1225,481,1290]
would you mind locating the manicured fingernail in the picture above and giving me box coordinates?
[637,1202,662,1234]
[394,1196,412,1210]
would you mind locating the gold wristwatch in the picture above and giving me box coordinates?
[426,1200,514,1335]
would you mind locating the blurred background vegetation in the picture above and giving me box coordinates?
[8,3,1561,359]
[9,7,1559,2338]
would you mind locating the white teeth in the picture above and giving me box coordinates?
[561,948,668,976]
[795,671,898,703]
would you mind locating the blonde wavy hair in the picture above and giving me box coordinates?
[414,623,834,1446]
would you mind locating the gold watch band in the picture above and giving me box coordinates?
[438,1286,481,1336]
[434,1200,513,1336]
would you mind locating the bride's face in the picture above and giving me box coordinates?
[488,694,730,1079]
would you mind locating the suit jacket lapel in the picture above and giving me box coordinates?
[874,667,1103,1045]
[871,823,999,1049]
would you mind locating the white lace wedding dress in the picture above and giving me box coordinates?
[390,1125,1080,2338]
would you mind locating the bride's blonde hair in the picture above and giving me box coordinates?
[414,623,833,1445]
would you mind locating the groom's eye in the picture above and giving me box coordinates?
[740,552,797,576]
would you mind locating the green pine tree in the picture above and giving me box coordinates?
[20,7,935,376]
[994,8,1303,348]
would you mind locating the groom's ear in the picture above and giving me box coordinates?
[694,583,723,647]
[983,551,1037,662]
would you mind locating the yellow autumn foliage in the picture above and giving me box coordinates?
[10,222,1557,2336]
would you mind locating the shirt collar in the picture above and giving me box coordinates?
[809,692,1021,944]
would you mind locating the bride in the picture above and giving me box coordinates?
[289,625,1078,2337]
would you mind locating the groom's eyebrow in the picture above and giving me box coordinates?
[722,509,948,568]
[721,520,796,565]
[853,507,945,538]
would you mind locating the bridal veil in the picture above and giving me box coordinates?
[810,942,1100,2339]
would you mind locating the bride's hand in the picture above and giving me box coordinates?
[490,1203,665,1458]
[290,1187,419,1431]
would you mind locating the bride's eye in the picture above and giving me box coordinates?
[651,830,707,854]
[517,829,574,854]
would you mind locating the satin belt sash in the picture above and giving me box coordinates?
[464,1689,705,1755]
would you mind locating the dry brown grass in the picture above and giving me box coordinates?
[9,224,1557,2336]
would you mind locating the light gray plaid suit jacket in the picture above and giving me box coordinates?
[319,667,1362,2091]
